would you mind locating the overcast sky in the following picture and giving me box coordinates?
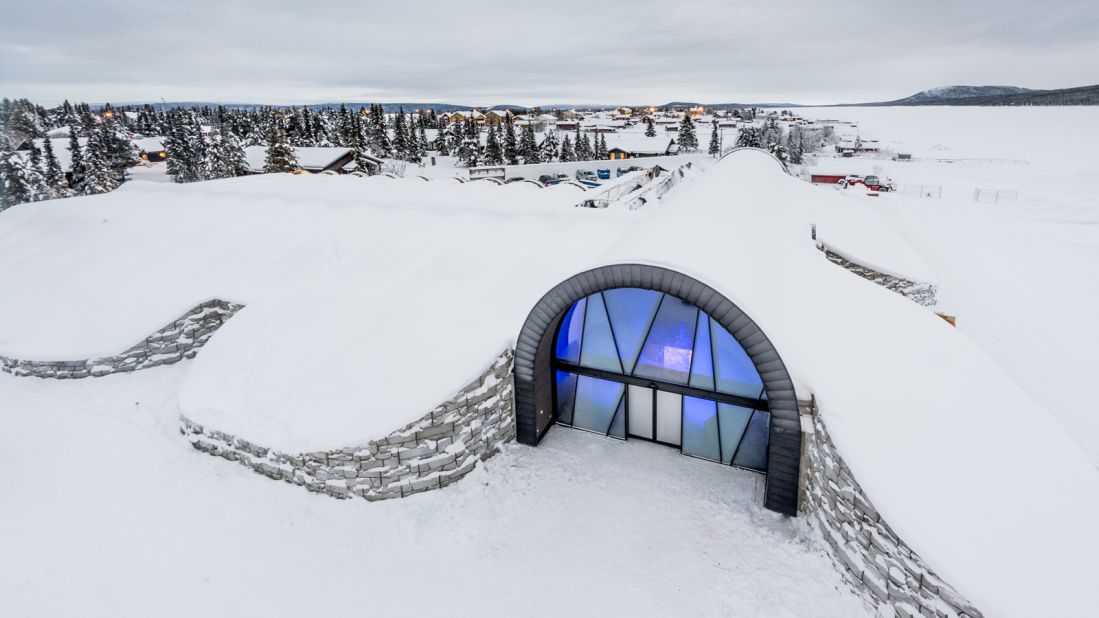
[2,0,1097,107]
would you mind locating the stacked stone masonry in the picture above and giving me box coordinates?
[180,349,516,501]
[0,299,243,379]
[804,409,984,618]
[820,246,938,307]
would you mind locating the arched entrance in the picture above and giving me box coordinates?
[514,264,801,515]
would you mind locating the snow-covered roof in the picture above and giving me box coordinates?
[243,146,353,173]
[0,150,1096,617]
[29,137,89,173]
[604,135,675,155]
[132,137,165,153]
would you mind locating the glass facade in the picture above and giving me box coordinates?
[552,288,770,473]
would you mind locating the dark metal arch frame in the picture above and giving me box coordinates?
[514,264,801,515]
[718,146,791,174]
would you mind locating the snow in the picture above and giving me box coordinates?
[0,365,868,618]
[243,145,352,173]
[2,107,1099,616]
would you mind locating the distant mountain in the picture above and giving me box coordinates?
[888,85,1033,105]
[870,84,1099,106]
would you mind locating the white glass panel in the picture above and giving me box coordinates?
[627,385,653,439]
[655,390,682,445]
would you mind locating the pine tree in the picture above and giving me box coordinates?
[67,128,87,195]
[574,130,593,160]
[736,126,762,148]
[539,130,559,162]
[0,140,27,210]
[559,134,574,162]
[393,107,411,161]
[83,130,119,195]
[709,124,721,156]
[677,114,698,151]
[519,125,540,164]
[594,133,608,160]
[368,104,391,157]
[787,126,804,164]
[645,120,656,138]
[42,138,69,197]
[264,116,299,173]
[21,141,52,201]
[503,115,518,165]
[483,124,503,165]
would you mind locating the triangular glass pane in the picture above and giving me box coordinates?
[633,296,699,384]
[682,396,719,461]
[554,298,586,364]
[711,320,764,398]
[580,293,623,373]
[732,411,770,472]
[603,288,662,374]
[607,395,626,439]
[572,375,625,434]
[688,312,715,390]
[555,370,578,425]
[717,403,752,465]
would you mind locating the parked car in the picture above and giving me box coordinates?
[862,175,894,192]
[616,166,643,177]
[538,173,570,185]
[576,169,596,181]
[505,176,525,184]
[596,169,611,180]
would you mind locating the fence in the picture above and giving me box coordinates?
[973,188,1018,204]
[902,184,942,198]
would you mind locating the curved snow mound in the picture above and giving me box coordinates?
[718,147,790,177]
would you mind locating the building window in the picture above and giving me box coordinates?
[552,288,769,472]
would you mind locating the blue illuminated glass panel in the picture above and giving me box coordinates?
[633,297,699,384]
[688,313,715,390]
[681,396,720,461]
[711,320,764,398]
[579,293,624,373]
[602,288,662,373]
[555,297,586,364]
[555,370,578,425]
[732,411,770,471]
[572,375,626,434]
[717,403,753,465]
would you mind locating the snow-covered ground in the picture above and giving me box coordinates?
[796,106,1099,466]
[0,366,868,618]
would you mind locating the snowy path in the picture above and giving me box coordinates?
[0,365,869,618]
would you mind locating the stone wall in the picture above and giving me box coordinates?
[820,246,937,307]
[803,407,984,618]
[0,299,243,379]
[180,349,515,501]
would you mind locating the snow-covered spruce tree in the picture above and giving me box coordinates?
[539,130,559,162]
[101,119,138,179]
[677,114,698,151]
[645,119,656,137]
[503,115,518,165]
[787,126,804,164]
[575,130,593,161]
[447,117,464,155]
[264,117,299,173]
[519,124,540,164]
[433,125,450,156]
[82,130,120,195]
[163,115,193,182]
[709,124,721,156]
[416,118,429,158]
[67,127,87,195]
[559,134,574,162]
[41,137,70,197]
[483,124,503,165]
[368,104,391,157]
[21,141,52,202]
[393,107,411,161]
[0,139,27,209]
[736,126,762,148]
[594,133,608,160]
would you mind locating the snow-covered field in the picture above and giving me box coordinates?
[797,106,1099,466]
[2,106,1098,617]
[0,366,868,618]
